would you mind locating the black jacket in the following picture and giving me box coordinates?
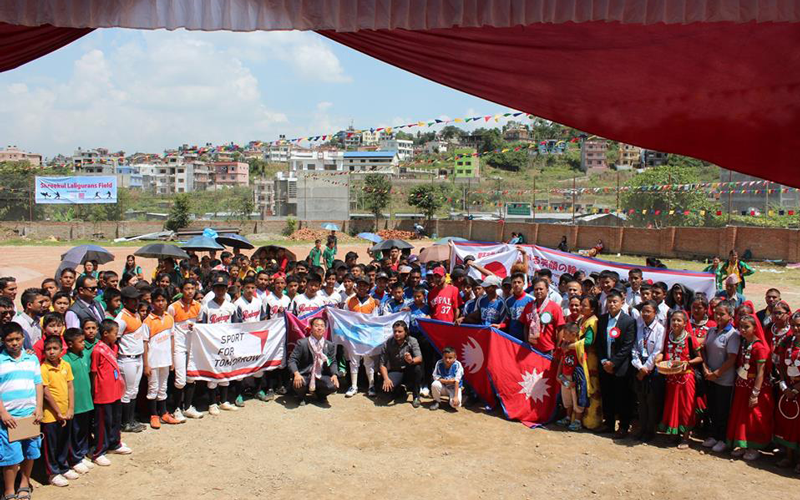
[595,311,637,378]
[287,337,336,377]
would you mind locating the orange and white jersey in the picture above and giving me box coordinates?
[143,312,174,368]
[168,299,201,353]
[115,308,146,356]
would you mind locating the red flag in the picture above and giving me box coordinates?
[417,319,497,408]
[285,308,329,354]
[486,331,559,427]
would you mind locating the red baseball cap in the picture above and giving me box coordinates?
[432,267,446,277]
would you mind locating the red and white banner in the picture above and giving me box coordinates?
[451,241,716,298]
[187,318,285,382]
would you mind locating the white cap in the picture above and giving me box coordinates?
[398,265,412,273]
[481,275,502,288]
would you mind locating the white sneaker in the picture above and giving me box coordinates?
[49,474,69,487]
[420,386,431,398]
[63,469,80,480]
[110,445,132,455]
[219,402,238,411]
[93,455,111,467]
[173,408,187,423]
[712,441,728,453]
[208,404,220,416]
[72,462,89,475]
[82,457,96,469]
[702,437,718,448]
[184,406,204,419]
[345,386,358,398]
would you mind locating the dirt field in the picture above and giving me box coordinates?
[2,243,799,498]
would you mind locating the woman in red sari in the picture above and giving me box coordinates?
[657,310,702,449]
[774,311,800,472]
[726,314,774,461]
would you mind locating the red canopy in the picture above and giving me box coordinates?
[2,0,799,186]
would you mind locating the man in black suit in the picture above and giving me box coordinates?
[288,317,339,405]
[595,288,637,438]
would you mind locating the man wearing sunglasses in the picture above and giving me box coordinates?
[0,297,15,326]
[65,275,105,329]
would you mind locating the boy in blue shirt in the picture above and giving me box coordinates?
[382,282,409,315]
[457,276,507,328]
[0,322,43,500]
[430,346,464,410]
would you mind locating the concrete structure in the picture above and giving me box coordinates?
[642,149,669,167]
[72,147,125,173]
[503,123,532,143]
[115,166,143,189]
[378,138,414,161]
[212,162,249,188]
[341,127,362,149]
[583,139,608,170]
[253,178,276,217]
[616,143,641,169]
[295,171,350,221]
[719,169,800,213]
[343,151,398,173]
[360,129,386,146]
[273,173,297,216]
[264,141,293,163]
[289,150,344,173]
[453,148,480,179]
[0,146,42,166]
[423,140,448,154]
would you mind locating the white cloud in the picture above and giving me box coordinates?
[0,30,357,157]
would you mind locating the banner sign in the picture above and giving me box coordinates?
[187,318,285,382]
[327,308,409,357]
[35,176,117,204]
[451,241,716,298]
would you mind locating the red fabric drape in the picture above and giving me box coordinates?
[0,22,93,73]
[322,22,800,187]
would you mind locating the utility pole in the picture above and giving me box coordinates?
[727,170,733,225]
[571,175,576,224]
[532,173,536,222]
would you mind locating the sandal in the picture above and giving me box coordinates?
[16,487,31,500]
[2,494,17,500]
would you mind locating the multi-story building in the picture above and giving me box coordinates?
[212,161,249,188]
[503,123,532,143]
[342,151,398,173]
[582,139,608,170]
[72,147,124,173]
[0,146,42,166]
[253,177,276,217]
[115,166,143,189]
[642,149,669,167]
[274,172,297,216]
[341,127,362,150]
[288,150,344,173]
[361,129,386,146]
[616,143,642,169]
[453,148,480,180]
[378,138,414,161]
[423,140,448,155]
[265,141,294,163]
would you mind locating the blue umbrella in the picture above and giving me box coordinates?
[357,232,383,244]
[180,236,225,251]
[215,233,255,250]
[60,244,115,265]
[321,223,340,231]
[436,236,469,245]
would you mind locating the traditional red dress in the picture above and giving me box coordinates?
[726,339,774,449]
[660,330,699,435]
[690,317,716,414]
[774,334,800,450]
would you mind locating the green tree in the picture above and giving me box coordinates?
[408,184,446,220]
[473,128,504,153]
[485,149,528,172]
[440,125,464,140]
[621,165,718,228]
[232,187,255,220]
[248,158,268,178]
[0,161,42,221]
[394,131,414,141]
[362,173,391,228]
[165,193,192,231]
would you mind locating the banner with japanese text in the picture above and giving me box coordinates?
[35,176,117,204]
[187,318,285,382]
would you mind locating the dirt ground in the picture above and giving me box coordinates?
[2,243,799,498]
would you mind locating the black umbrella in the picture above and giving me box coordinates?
[371,239,414,251]
[134,244,190,260]
[60,244,115,265]
[215,233,255,250]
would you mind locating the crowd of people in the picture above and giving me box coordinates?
[0,236,798,498]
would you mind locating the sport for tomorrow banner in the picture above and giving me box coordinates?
[450,241,716,298]
[35,176,117,204]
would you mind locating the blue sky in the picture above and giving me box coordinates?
[0,28,512,158]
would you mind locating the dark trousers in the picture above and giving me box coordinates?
[382,365,423,398]
[707,382,734,441]
[42,421,71,475]
[93,401,122,459]
[634,373,663,435]
[293,374,337,399]
[599,371,634,430]
[413,333,438,387]
[68,410,93,466]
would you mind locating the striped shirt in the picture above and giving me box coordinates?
[0,351,41,417]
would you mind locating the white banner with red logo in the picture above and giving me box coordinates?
[450,241,716,298]
[187,318,285,382]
